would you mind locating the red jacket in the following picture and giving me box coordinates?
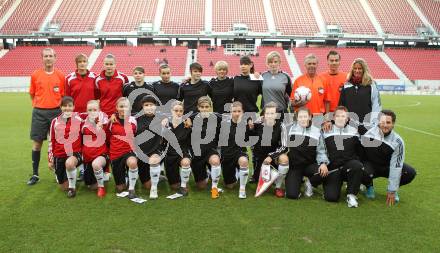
[48,113,83,161]
[108,116,137,160]
[65,70,98,112]
[95,70,129,116]
[81,112,109,163]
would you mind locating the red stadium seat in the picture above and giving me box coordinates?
[414,0,440,33]
[161,0,204,34]
[385,48,440,80]
[51,0,104,32]
[103,0,157,32]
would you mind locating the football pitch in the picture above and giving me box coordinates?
[0,93,439,253]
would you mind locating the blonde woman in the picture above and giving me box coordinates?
[338,58,381,135]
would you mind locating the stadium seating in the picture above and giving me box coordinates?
[161,0,204,34]
[317,0,376,35]
[1,0,54,34]
[270,0,320,36]
[197,46,291,76]
[90,45,187,76]
[292,47,397,79]
[414,0,440,33]
[0,0,14,20]
[212,0,268,33]
[102,0,157,32]
[368,0,423,36]
[0,45,94,76]
[385,48,440,80]
[51,0,104,32]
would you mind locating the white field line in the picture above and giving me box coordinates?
[396,124,440,138]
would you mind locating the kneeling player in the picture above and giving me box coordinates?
[81,100,109,198]
[108,97,139,199]
[220,101,250,198]
[48,96,83,198]
[322,106,363,207]
[361,109,417,205]
[163,101,192,196]
[249,102,289,198]
[284,107,329,200]
[135,95,165,199]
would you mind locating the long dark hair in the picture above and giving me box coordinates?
[240,56,255,74]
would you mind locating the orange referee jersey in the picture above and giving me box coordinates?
[320,71,347,112]
[291,74,326,114]
[29,68,65,109]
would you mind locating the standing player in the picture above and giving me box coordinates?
[233,56,262,114]
[284,107,328,200]
[261,51,292,113]
[95,54,129,116]
[180,63,209,114]
[208,61,234,114]
[48,96,83,198]
[81,100,109,198]
[108,97,139,199]
[28,48,65,185]
[219,101,250,198]
[361,110,417,205]
[322,106,363,207]
[152,64,182,107]
[135,95,165,199]
[123,66,154,116]
[248,102,289,197]
[339,58,381,135]
[290,54,327,115]
[320,51,347,113]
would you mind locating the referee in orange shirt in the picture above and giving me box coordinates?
[28,48,65,185]
[320,50,347,113]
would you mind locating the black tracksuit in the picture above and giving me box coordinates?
[208,77,234,114]
[152,80,182,106]
[180,80,210,113]
[233,75,262,113]
[123,82,154,115]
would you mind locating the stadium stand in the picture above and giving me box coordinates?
[415,0,440,33]
[317,0,377,35]
[385,48,440,80]
[212,0,268,33]
[90,45,187,76]
[0,45,94,75]
[270,0,320,36]
[161,0,204,34]
[292,47,397,79]
[0,0,14,20]
[368,0,423,36]
[102,0,157,32]
[51,0,104,32]
[1,0,55,34]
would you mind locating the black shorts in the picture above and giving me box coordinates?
[164,152,192,185]
[138,151,164,184]
[83,155,110,186]
[221,151,248,185]
[110,152,136,186]
[30,108,61,141]
[54,152,82,184]
[191,148,220,183]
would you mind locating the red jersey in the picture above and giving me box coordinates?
[65,70,98,112]
[81,112,109,163]
[108,116,137,160]
[48,113,83,161]
[95,70,128,116]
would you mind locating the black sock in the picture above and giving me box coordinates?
[32,150,41,176]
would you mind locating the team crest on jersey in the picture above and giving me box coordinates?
[318,87,324,94]
[53,85,60,93]
[339,86,343,92]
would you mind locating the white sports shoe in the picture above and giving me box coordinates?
[150,187,158,199]
[304,178,313,197]
[239,188,246,199]
[347,194,359,208]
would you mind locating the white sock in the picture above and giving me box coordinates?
[67,168,77,189]
[78,163,84,174]
[239,168,249,190]
[94,168,104,187]
[180,167,191,188]
[275,164,289,188]
[211,165,221,189]
[150,164,161,189]
[128,168,138,191]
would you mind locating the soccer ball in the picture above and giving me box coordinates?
[294,86,312,103]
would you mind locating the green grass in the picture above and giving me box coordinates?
[0,93,439,253]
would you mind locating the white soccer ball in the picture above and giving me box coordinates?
[294,86,312,103]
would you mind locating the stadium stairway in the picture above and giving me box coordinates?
[377,51,411,84]
[359,0,384,35]
[0,0,21,30]
[406,0,438,35]
[284,50,303,79]
[185,49,196,77]
[262,0,276,34]
[205,0,212,33]
[87,49,103,70]
[308,0,326,34]
[95,0,113,31]
[39,0,64,32]
[0,49,9,58]
[154,0,166,33]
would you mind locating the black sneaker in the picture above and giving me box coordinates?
[67,188,76,198]
[27,175,39,185]
[177,187,188,196]
[128,190,138,199]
